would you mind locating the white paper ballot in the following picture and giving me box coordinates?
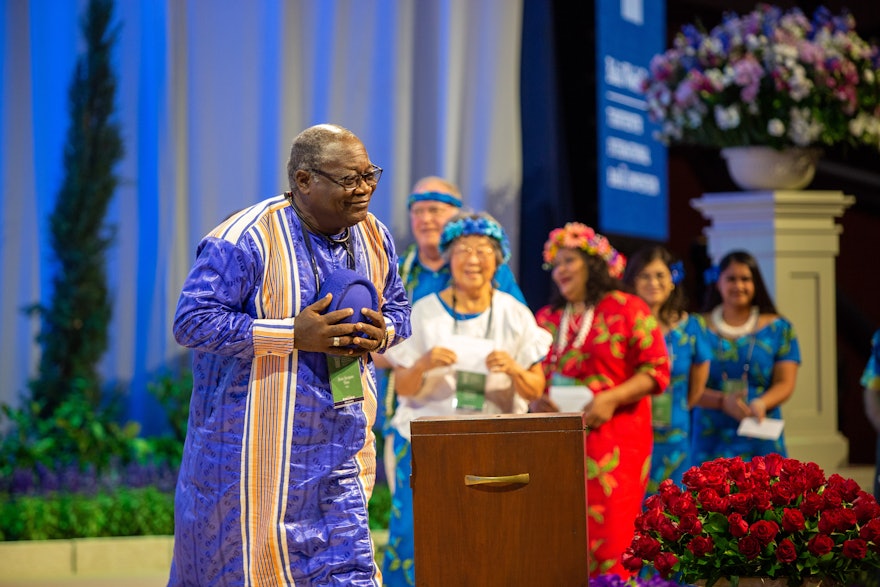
[439,334,494,374]
[737,416,784,440]
[548,385,593,413]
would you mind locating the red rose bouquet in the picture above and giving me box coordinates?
[623,454,880,586]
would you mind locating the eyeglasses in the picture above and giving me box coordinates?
[410,205,451,219]
[451,245,496,260]
[310,164,383,191]
[635,271,671,284]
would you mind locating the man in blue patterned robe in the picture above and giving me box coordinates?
[169,124,411,586]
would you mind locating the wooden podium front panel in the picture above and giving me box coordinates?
[411,413,588,586]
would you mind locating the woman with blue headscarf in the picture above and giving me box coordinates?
[380,211,552,586]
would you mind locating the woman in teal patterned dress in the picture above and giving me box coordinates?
[692,250,800,462]
[623,246,710,494]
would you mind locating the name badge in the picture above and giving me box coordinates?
[455,371,486,411]
[327,355,365,408]
[722,377,747,397]
[652,392,672,429]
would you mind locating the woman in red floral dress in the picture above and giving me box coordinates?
[531,223,670,578]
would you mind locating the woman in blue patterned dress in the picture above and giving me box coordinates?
[862,328,880,500]
[692,250,801,461]
[623,246,710,494]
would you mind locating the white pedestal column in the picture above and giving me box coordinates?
[691,190,855,471]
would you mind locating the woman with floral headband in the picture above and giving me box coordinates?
[380,211,552,586]
[530,222,669,578]
[622,245,710,497]
[693,249,800,462]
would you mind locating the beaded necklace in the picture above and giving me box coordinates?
[553,303,595,360]
[711,306,758,384]
[711,305,758,339]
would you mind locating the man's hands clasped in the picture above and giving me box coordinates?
[294,294,387,357]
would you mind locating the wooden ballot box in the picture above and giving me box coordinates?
[410,412,589,586]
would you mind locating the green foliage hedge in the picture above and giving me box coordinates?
[0,483,391,541]
[0,487,174,541]
[369,482,391,531]
[0,364,392,541]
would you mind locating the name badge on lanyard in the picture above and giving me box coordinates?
[455,371,486,411]
[328,355,365,408]
[652,392,672,429]
[294,206,365,409]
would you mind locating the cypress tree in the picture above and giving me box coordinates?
[29,0,124,417]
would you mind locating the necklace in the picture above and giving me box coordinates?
[450,288,493,337]
[286,191,351,244]
[286,192,355,283]
[556,303,595,355]
[711,305,759,339]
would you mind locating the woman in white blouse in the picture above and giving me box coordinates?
[380,211,551,587]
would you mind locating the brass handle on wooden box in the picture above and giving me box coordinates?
[464,473,530,487]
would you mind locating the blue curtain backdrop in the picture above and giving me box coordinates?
[0,0,527,434]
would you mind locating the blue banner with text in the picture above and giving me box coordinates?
[596,0,667,240]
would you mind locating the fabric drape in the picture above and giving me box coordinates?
[0,0,523,432]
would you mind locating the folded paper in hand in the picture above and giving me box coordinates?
[548,386,593,413]
[736,416,784,440]
[441,334,492,374]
